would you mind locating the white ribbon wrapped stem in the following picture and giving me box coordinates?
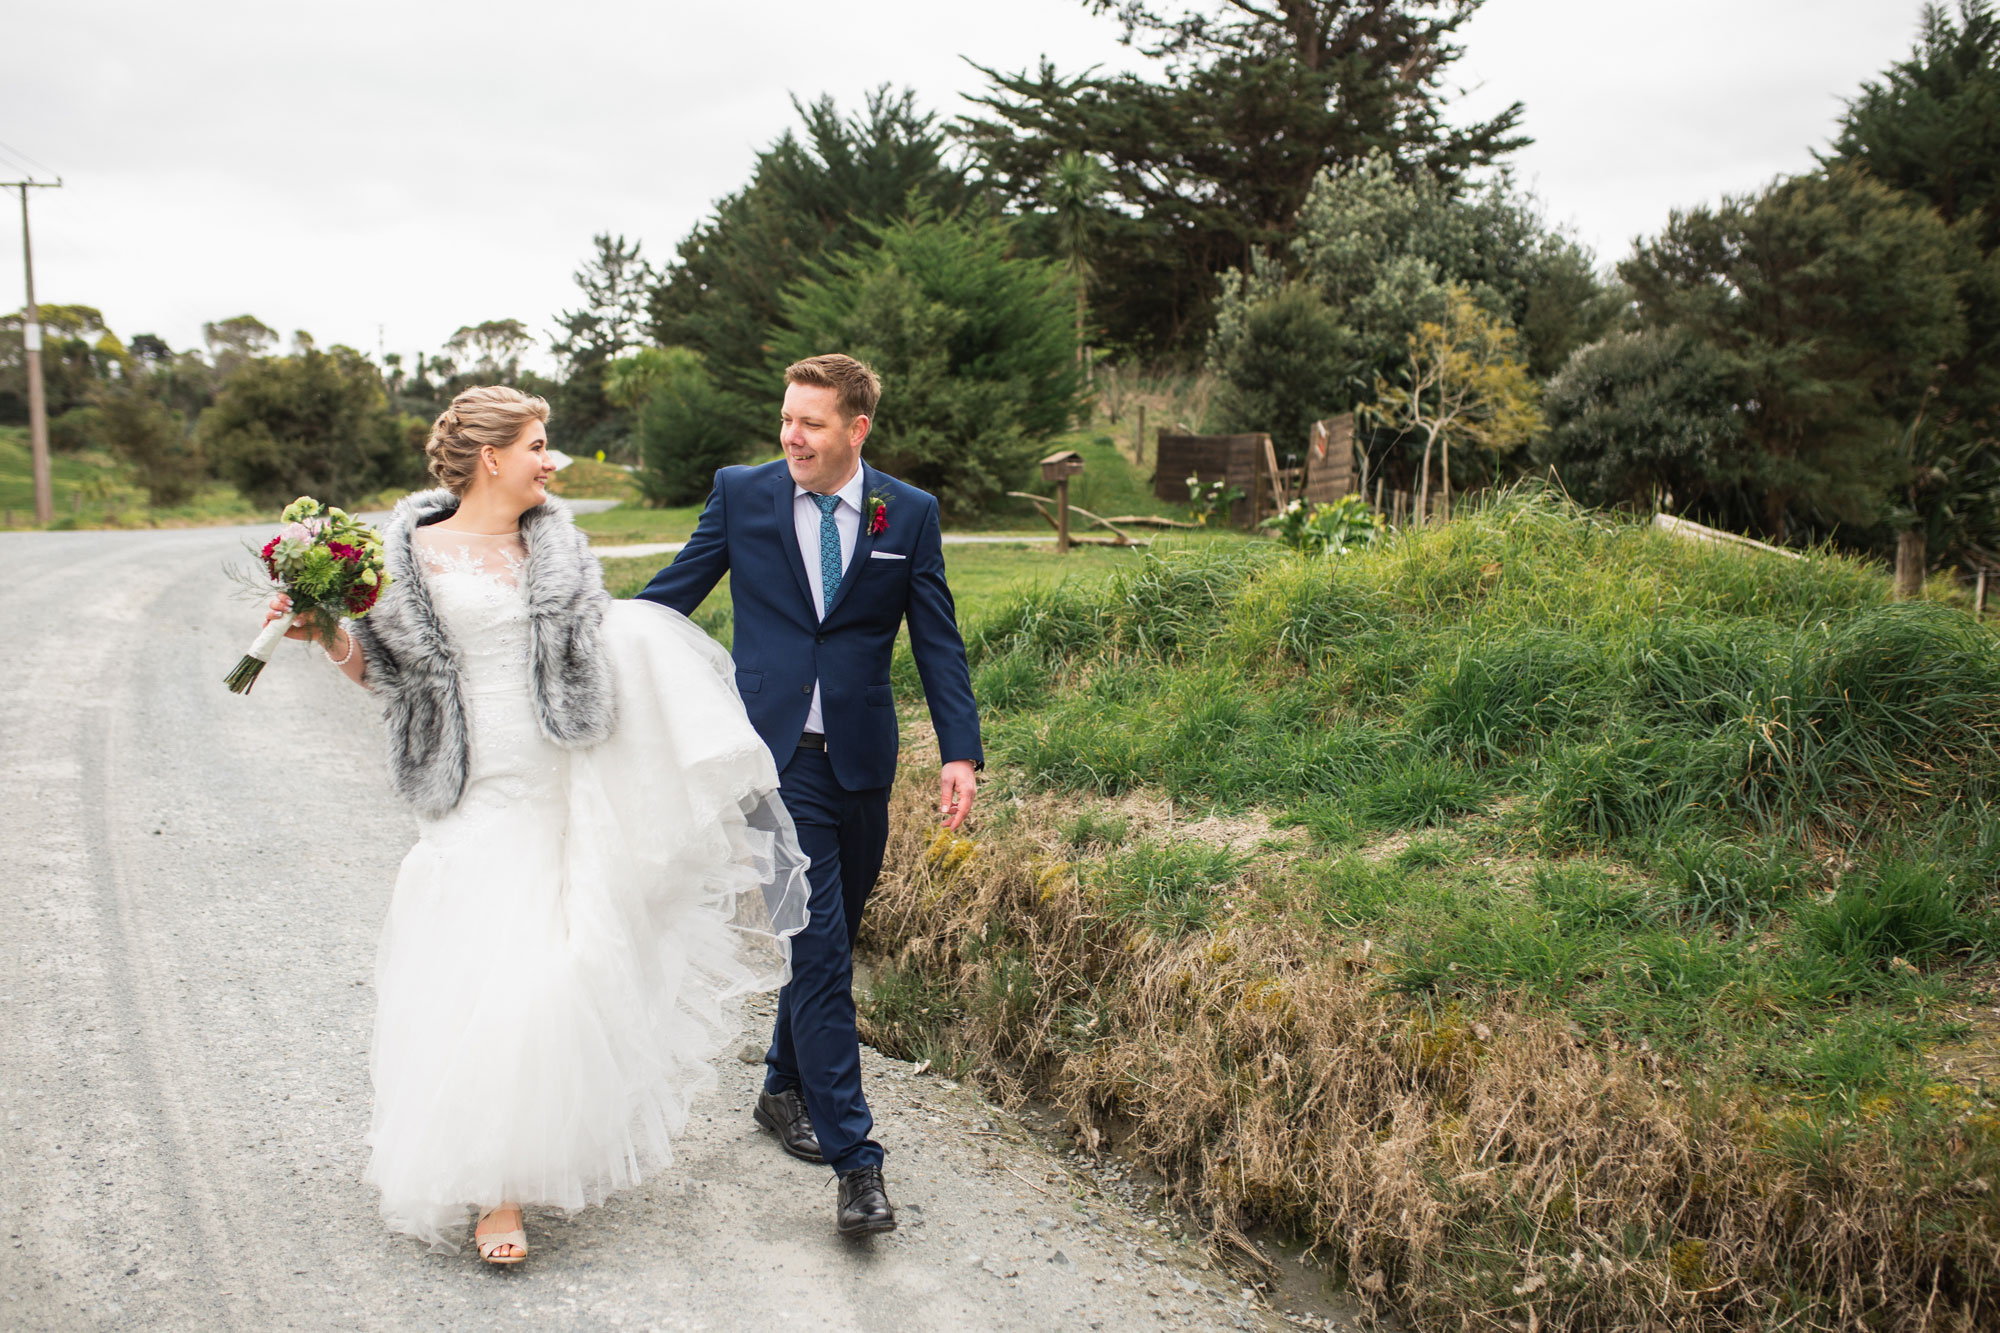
[244,610,297,663]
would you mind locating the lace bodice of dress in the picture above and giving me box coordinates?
[413,527,531,696]
[410,524,556,825]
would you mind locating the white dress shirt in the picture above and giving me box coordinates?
[793,467,864,735]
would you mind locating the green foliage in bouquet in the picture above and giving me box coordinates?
[224,496,390,694]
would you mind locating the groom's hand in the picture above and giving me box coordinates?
[938,760,978,831]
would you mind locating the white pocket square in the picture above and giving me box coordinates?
[868,550,907,560]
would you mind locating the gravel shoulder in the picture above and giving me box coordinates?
[0,525,1338,1332]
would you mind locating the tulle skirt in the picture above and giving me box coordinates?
[361,600,810,1248]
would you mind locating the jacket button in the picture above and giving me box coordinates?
[815,634,825,644]
[801,684,812,694]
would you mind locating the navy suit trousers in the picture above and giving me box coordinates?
[764,745,889,1174]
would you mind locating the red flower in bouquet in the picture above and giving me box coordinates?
[226,497,391,695]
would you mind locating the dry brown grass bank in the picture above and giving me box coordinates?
[858,775,2000,1332]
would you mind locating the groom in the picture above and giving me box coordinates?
[638,353,982,1237]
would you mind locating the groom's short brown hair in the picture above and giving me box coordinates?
[784,354,881,423]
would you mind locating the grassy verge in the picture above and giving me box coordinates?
[548,456,640,501]
[856,489,2000,1331]
[0,427,262,530]
[600,537,1203,655]
[577,503,706,546]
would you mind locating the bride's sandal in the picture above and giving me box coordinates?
[475,1206,527,1265]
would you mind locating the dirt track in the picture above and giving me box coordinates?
[0,523,1326,1332]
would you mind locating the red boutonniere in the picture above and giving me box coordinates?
[865,492,890,537]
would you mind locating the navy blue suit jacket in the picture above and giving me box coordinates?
[637,461,982,792]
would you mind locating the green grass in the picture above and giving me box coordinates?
[576,502,707,546]
[0,426,261,529]
[547,455,640,501]
[598,536,1215,660]
[955,488,2000,1105]
[847,484,2000,1329]
[1014,423,1185,527]
[1095,839,1247,936]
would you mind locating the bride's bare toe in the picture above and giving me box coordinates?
[475,1205,527,1265]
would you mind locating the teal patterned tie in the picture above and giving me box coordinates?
[813,492,842,616]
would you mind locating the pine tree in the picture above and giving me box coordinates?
[649,88,971,404]
[960,1,1527,352]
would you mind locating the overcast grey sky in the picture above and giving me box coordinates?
[1,0,1927,369]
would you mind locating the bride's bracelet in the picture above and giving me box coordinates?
[324,624,356,667]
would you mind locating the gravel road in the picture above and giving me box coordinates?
[0,524,1329,1332]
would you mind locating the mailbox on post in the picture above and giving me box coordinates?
[1040,450,1085,552]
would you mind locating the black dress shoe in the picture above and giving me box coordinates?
[753,1087,824,1164]
[836,1165,897,1237]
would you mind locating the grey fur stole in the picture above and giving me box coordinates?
[349,488,616,818]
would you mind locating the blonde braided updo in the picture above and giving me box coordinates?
[425,385,550,494]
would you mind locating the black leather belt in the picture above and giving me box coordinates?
[798,732,827,751]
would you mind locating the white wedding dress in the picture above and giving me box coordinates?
[362,528,809,1249]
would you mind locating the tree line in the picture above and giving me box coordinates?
[6,0,1993,576]
[0,309,556,508]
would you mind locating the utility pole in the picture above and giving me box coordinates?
[10,179,62,525]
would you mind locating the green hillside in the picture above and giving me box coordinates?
[0,426,259,529]
[860,489,2000,1331]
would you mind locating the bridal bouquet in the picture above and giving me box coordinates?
[224,496,390,694]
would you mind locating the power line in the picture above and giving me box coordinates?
[0,140,60,182]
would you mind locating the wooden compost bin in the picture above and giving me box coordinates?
[1303,413,1358,506]
[1154,433,1271,529]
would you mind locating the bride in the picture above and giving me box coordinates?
[260,385,809,1263]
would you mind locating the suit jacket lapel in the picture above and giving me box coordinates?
[822,462,877,624]
[772,467,816,615]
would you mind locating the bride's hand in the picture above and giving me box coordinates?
[264,593,314,641]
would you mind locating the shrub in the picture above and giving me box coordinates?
[1208,283,1355,457]
[199,346,425,508]
[1260,493,1382,554]
[97,388,206,506]
[47,405,105,453]
[1536,328,1743,512]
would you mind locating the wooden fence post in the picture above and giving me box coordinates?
[1978,569,1989,620]
[1895,531,1926,599]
